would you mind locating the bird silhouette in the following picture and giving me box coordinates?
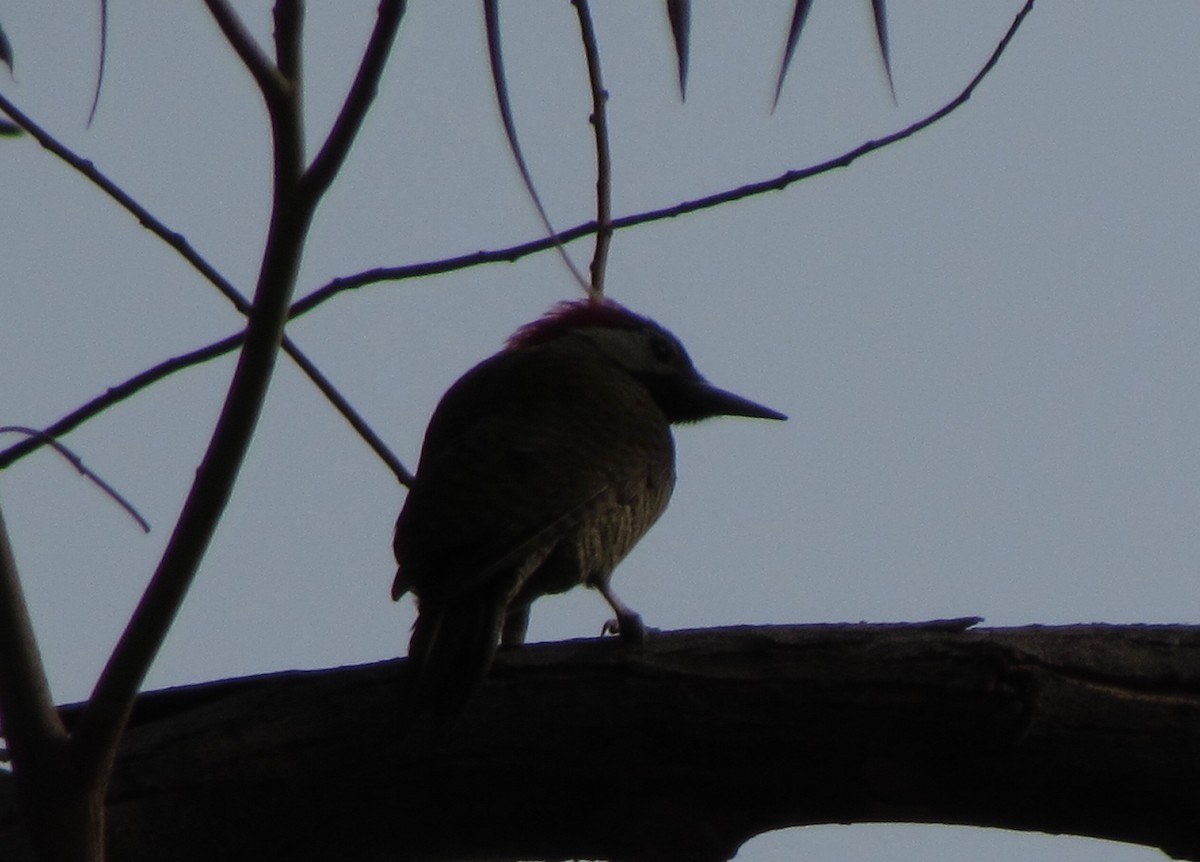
[393,298,785,721]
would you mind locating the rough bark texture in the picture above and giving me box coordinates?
[1,621,1198,861]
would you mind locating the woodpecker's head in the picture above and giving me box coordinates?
[508,299,787,424]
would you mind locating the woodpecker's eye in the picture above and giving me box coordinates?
[649,334,675,364]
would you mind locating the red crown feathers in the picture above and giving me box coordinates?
[506,298,651,351]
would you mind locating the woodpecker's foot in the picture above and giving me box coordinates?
[601,610,646,645]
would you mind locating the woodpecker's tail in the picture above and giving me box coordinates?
[403,594,506,726]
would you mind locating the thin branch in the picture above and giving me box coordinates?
[201,0,288,109]
[283,345,415,485]
[70,0,311,781]
[0,427,149,532]
[72,0,413,781]
[302,0,407,204]
[71,222,303,784]
[0,85,409,485]
[0,334,242,472]
[0,0,1032,484]
[0,328,413,487]
[296,0,1036,313]
[572,0,613,296]
[0,503,66,780]
[483,0,593,296]
[0,89,245,312]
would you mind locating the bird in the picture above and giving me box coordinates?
[392,297,785,722]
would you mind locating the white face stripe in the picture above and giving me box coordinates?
[575,325,696,379]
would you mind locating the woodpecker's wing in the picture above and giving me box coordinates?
[393,345,659,604]
[391,485,608,602]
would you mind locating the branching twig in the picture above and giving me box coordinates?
[201,0,288,110]
[299,0,1035,311]
[0,427,149,532]
[303,0,407,204]
[572,0,612,296]
[0,0,1033,491]
[0,75,409,484]
[0,335,242,472]
[284,341,415,486]
[69,0,407,791]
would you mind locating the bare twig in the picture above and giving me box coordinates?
[299,0,1036,311]
[483,0,592,296]
[70,0,408,789]
[283,343,415,486]
[0,335,242,471]
[201,0,288,109]
[302,0,407,203]
[0,76,409,484]
[0,427,149,532]
[0,0,1032,488]
[0,89,246,311]
[0,329,413,487]
[572,0,613,296]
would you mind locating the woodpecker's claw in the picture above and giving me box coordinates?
[596,581,646,644]
[601,610,646,645]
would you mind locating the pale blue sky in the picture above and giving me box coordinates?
[2,3,1196,860]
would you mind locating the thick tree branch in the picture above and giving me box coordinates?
[273,0,304,88]
[0,505,65,776]
[1,622,1196,862]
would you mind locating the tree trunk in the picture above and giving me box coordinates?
[2,621,1198,861]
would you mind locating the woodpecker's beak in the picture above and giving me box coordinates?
[688,380,788,422]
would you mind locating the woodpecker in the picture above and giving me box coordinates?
[393,298,785,720]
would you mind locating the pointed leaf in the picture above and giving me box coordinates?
[870,0,896,101]
[665,0,690,100]
[0,20,14,74]
[482,0,588,292]
[86,0,109,126]
[0,119,22,137]
[771,0,814,111]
